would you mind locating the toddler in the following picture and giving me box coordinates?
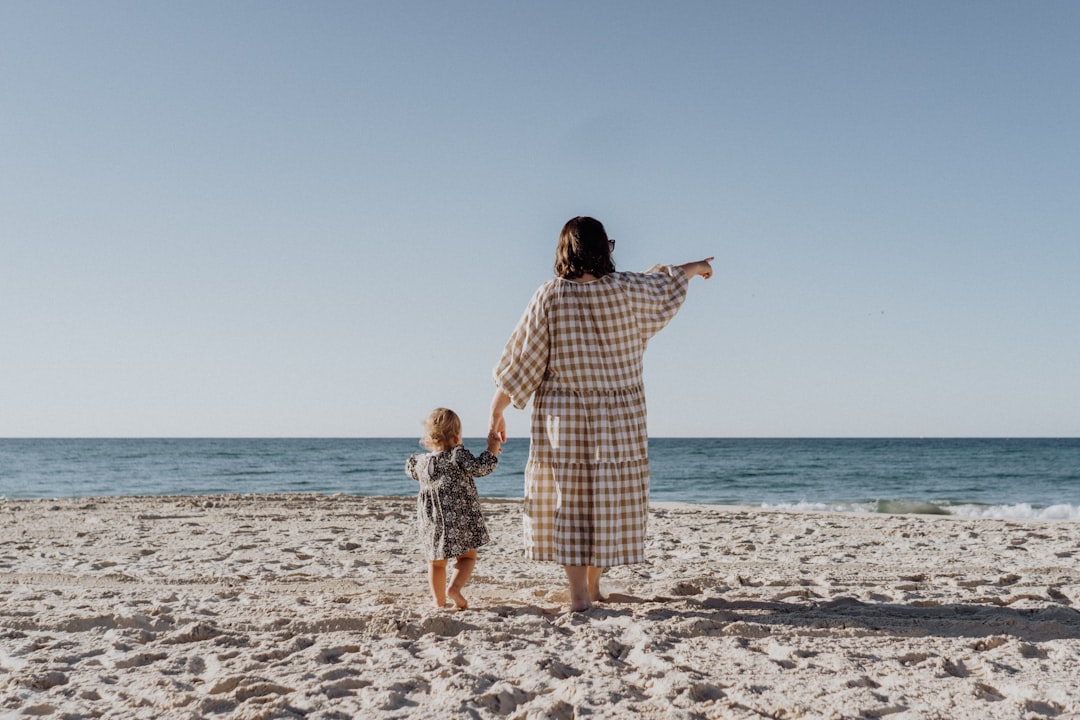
[405,408,501,609]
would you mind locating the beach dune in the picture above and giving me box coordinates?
[2,494,1078,719]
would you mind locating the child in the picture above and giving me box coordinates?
[405,407,501,609]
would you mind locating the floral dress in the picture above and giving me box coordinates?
[405,446,498,560]
[493,266,689,567]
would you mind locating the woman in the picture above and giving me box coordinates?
[489,216,713,611]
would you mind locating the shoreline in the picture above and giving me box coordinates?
[4,492,1078,523]
[2,494,1078,718]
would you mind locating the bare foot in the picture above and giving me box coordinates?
[569,589,592,613]
[448,588,468,610]
[588,567,607,603]
[566,565,593,612]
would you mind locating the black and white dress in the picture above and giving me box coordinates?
[405,446,497,560]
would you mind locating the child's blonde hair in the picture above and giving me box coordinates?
[421,407,462,451]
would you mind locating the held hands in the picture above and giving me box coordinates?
[487,389,511,456]
[487,412,506,455]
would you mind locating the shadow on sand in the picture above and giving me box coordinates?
[555,592,1080,643]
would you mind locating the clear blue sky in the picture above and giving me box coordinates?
[2,2,1077,438]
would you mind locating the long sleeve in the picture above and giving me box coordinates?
[622,265,689,341]
[493,283,551,409]
[452,447,499,478]
[406,453,436,483]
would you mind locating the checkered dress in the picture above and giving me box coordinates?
[494,265,690,567]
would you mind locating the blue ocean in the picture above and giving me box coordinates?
[1,438,1077,520]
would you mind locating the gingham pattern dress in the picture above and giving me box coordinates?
[494,266,689,567]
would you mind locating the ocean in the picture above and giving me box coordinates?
[1,438,1077,520]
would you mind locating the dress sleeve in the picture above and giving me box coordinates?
[452,447,499,478]
[622,265,690,341]
[493,283,550,409]
[405,453,421,481]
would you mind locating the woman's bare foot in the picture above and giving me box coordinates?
[587,566,608,603]
[447,587,468,610]
[565,565,592,611]
[568,590,591,612]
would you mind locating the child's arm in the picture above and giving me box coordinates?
[404,454,422,481]
[453,447,499,478]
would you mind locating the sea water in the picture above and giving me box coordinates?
[1,438,1077,519]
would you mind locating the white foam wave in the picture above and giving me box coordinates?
[945,503,1080,521]
[762,501,877,514]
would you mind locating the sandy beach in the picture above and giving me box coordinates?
[1,494,1078,719]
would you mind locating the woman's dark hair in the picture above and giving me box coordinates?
[555,216,616,279]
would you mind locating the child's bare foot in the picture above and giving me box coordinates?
[448,587,468,610]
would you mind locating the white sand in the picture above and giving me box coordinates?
[2,494,1078,719]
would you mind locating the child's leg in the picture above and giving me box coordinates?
[447,548,477,609]
[428,560,448,608]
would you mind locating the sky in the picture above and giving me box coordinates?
[2,1,1078,439]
